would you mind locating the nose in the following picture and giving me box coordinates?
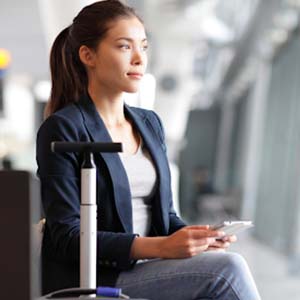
[131,48,145,66]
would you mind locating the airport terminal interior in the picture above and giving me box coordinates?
[1,0,300,299]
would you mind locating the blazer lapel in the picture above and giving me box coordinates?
[76,95,133,233]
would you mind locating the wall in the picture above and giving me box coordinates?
[254,33,300,257]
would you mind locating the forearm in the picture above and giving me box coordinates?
[130,236,166,260]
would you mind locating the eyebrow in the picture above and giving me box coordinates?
[115,37,148,42]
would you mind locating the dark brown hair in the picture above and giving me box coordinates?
[45,0,142,118]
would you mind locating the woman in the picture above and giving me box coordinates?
[36,1,261,299]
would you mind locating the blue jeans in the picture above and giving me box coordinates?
[116,252,261,300]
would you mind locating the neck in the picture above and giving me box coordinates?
[88,83,126,127]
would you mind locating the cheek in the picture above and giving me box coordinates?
[96,59,123,80]
[106,57,128,76]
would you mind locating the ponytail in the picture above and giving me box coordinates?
[45,25,87,118]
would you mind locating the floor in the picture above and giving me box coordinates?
[230,234,300,300]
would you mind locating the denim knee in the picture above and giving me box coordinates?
[223,252,247,274]
[217,252,260,299]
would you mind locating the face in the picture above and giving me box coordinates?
[83,17,148,94]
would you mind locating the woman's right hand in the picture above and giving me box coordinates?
[158,225,225,259]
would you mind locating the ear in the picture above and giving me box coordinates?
[78,45,96,67]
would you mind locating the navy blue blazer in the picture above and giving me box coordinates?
[36,94,186,294]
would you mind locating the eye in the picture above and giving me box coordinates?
[119,44,130,50]
[142,44,149,51]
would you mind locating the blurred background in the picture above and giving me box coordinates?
[1,0,300,298]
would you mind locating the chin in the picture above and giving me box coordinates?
[124,86,140,93]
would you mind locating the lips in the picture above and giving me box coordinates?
[127,72,143,79]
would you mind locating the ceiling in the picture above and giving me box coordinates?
[1,0,299,102]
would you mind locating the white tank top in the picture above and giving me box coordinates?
[119,138,157,237]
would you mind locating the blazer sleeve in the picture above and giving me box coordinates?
[150,111,187,234]
[36,114,137,270]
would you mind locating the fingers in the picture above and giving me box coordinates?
[187,244,210,256]
[222,235,237,243]
[189,229,225,239]
[194,237,217,247]
[193,244,210,253]
[208,235,237,250]
[191,240,230,255]
[210,240,230,249]
[218,235,237,243]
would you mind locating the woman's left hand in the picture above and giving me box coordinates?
[206,235,237,252]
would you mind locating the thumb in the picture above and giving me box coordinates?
[186,225,210,230]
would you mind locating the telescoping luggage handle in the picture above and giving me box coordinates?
[51,141,122,154]
[51,141,127,299]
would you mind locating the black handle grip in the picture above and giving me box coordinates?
[51,142,123,153]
